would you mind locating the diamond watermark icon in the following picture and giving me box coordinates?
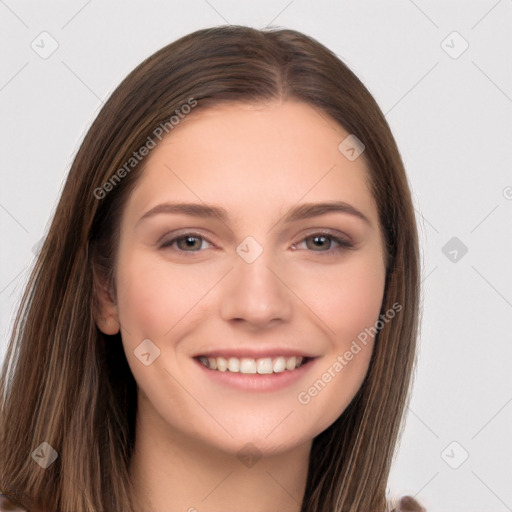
[31,442,58,469]
[338,134,365,161]
[441,440,469,469]
[236,236,263,264]
[31,31,59,59]
[237,442,263,468]
[442,236,468,263]
[441,31,469,59]
[134,338,161,366]
[32,237,44,256]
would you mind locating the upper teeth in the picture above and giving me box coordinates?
[198,356,305,374]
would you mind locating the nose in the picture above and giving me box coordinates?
[219,246,293,329]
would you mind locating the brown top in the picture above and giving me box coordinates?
[0,495,27,511]
[391,495,427,511]
[0,493,426,511]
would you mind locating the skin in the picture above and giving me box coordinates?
[96,99,387,512]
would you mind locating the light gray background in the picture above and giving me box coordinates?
[1,1,511,511]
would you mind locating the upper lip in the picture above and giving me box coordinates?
[193,348,317,359]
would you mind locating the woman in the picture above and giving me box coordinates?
[0,25,424,511]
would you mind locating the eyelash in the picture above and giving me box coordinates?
[159,230,354,256]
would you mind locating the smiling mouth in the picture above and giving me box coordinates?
[196,355,310,374]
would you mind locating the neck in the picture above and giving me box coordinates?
[129,394,311,512]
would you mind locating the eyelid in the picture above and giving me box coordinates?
[291,229,355,251]
[293,227,353,243]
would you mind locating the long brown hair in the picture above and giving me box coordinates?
[0,25,420,512]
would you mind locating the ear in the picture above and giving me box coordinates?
[93,274,120,335]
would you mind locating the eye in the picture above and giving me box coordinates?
[291,231,354,253]
[159,232,213,254]
[159,230,354,256]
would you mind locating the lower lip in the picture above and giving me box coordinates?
[194,358,316,392]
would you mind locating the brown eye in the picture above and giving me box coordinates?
[306,235,333,251]
[292,232,354,253]
[160,233,212,254]
[176,235,203,251]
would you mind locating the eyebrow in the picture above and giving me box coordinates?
[137,200,371,226]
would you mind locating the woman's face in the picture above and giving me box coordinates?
[102,100,386,456]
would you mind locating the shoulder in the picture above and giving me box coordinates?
[389,495,426,511]
[0,494,28,511]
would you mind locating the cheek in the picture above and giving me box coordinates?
[115,256,168,340]
[292,252,386,346]
[114,249,215,340]
[335,265,385,344]
[291,253,385,424]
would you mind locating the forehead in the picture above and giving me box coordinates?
[124,100,378,227]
